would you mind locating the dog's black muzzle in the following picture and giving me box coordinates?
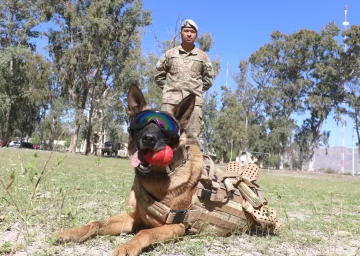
[133,123,167,151]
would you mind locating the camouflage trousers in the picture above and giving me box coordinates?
[161,103,203,146]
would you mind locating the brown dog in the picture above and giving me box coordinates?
[57,84,280,255]
[57,84,205,255]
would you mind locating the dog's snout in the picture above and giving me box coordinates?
[141,134,157,148]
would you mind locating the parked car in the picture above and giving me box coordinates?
[32,144,40,150]
[101,142,120,156]
[118,149,129,159]
[8,141,21,148]
[21,142,34,149]
[0,139,8,147]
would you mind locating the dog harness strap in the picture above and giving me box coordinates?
[165,208,199,224]
[134,177,199,225]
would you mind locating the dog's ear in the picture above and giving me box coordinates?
[127,84,147,115]
[173,94,196,129]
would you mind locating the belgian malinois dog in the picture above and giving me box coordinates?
[57,84,205,255]
[58,84,281,255]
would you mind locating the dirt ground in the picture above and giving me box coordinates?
[1,220,360,255]
[1,166,359,255]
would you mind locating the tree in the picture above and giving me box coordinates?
[346,81,360,158]
[43,0,151,154]
[343,25,360,161]
[202,91,218,154]
[232,60,266,164]
[248,24,343,171]
[214,86,245,162]
[297,23,343,171]
[249,30,308,169]
[0,0,52,142]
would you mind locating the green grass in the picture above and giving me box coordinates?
[1,148,360,255]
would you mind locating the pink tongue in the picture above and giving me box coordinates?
[130,151,141,167]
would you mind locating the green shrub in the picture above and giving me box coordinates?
[323,168,338,174]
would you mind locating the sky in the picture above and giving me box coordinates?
[141,0,360,149]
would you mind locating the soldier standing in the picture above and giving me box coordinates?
[155,19,213,146]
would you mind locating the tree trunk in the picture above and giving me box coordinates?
[69,119,81,153]
[39,108,46,148]
[244,115,249,165]
[229,140,233,161]
[276,141,284,170]
[68,85,89,153]
[68,108,84,153]
[306,119,324,171]
[2,103,11,146]
[85,106,94,155]
[307,153,315,172]
[85,84,97,155]
[221,150,226,163]
[355,113,360,174]
[277,151,284,170]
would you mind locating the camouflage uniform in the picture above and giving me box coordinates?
[155,45,213,144]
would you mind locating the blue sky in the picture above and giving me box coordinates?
[141,0,359,148]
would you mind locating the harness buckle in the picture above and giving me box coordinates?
[170,210,188,224]
[200,189,212,200]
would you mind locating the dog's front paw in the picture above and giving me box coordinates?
[112,245,140,256]
[55,226,91,244]
[55,229,80,244]
[54,232,72,244]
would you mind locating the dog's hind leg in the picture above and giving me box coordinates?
[112,223,186,256]
[57,190,142,243]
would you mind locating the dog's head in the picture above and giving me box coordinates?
[127,84,195,173]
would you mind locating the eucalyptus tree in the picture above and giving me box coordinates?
[232,60,266,164]
[249,24,343,171]
[202,90,218,155]
[347,82,360,164]
[214,86,245,162]
[346,81,360,157]
[343,25,360,160]
[248,31,300,169]
[296,23,343,171]
[139,52,162,108]
[0,0,52,142]
[44,0,151,153]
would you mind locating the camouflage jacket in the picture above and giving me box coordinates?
[155,45,213,106]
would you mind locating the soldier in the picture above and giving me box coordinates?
[155,19,213,146]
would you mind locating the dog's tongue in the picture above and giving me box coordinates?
[130,151,143,168]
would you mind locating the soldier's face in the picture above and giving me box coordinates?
[180,28,197,44]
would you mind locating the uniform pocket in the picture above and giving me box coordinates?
[168,57,181,75]
[190,59,203,78]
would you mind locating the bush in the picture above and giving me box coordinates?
[323,168,338,174]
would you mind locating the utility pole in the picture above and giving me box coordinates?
[341,5,349,173]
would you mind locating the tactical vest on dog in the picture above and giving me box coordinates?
[134,152,281,236]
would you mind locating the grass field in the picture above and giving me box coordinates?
[1,148,360,255]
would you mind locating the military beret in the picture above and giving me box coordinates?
[181,19,198,32]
